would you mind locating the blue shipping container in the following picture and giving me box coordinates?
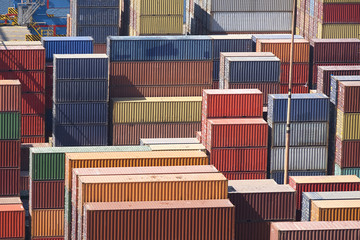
[270,170,326,184]
[107,36,212,61]
[74,0,120,7]
[330,75,360,105]
[77,7,119,26]
[268,93,330,126]
[78,26,119,44]
[335,164,360,178]
[211,35,253,59]
[53,103,108,124]
[41,36,94,62]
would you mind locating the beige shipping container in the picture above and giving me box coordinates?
[317,23,360,39]
[112,97,202,124]
[336,110,360,140]
[136,0,183,15]
[148,144,206,151]
[311,199,360,221]
[31,209,64,237]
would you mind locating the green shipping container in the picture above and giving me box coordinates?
[335,164,360,178]
[30,146,151,181]
[0,112,21,140]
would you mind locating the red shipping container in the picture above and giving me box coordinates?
[20,171,29,192]
[320,4,360,24]
[280,63,309,84]
[206,118,268,150]
[32,238,64,240]
[94,44,106,54]
[0,71,45,93]
[338,81,360,113]
[0,46,45,71]
[210,148,267,172]
[226,83,280,105]
[21,136,46,143]
[236,221,271,240]
[280,84,309,94]
[45,64,53,88]
[0,80,21,112]
[22,93,46,115]
[20,143,50,171]
[21,115,45,137]
[0,204,25,238]
[0,168,20,196]
[310,39,360,63]
[30,181,64,209]
[288,175,360,211]
[212,81,219,89]
[312,63,358,87]
[316,66,360,96]
[335,137,360,168]
[0,140,21,168]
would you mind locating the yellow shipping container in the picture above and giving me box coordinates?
[139,16,184,35]
[311,199,360,221]
[149,144,206,151]
[112,97,202,124]
[336,109,360,140]
[317,23,360,39]
[65,150,209,189]
[138,0,183,15]
[31,209,64,237]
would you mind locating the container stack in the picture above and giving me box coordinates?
[229,180,296,240]
[334,81,360,177]
[251,34,304,51]
[0,197,25,239]
[52,54,109,146]
[311,200,360,221]
[0,43,46,143]
[268,94,330,183]
[207,0,293,34]
[256,39,310,94]
[202,89,268,179]
[296,0,360,40]
[0,80,21,197]
[111,97,202,145]
[219,53,281,105]
[107,36,213,98]
[310,39,360,89]
[41,37,94,139]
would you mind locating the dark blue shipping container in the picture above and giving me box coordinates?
[225,56,281,83]
[54,80,108,103]
[330,75,360,105]
[211,35,253,60]
[270,170,326,184]
[54,54,109,80]
[41,37,94,62]
[78,26,119,44]
[213,60,220,80]
[74,0,120,7]
[251,34,304,51]
[53,103,108,124]
[268,94,330,126]
[53,124,108,146]
[107,36,212,61]
[77,8,120,26]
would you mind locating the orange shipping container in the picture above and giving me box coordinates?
[0,203,25,239]
[31,209,64,237]
[311,199,360,221]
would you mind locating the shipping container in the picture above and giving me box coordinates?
[21,136,46,143]
[21,115,45,137]
[0,204,25,238]
[140,138,199,145]
[236,221,271,240]
[76,8,119,25]
[74,0,120,7]
[137,16,184,35]
[317,23,360,39]
[0,45,45,71]
[0,112,21,140]
[22,93,45,115]
[93,44,106,54]
[330,75,360,105]
[148,144,206,151]
[335,137,360,168]
[0,197,22,204]
[0,71,45,93]
[338,81,360,113]
[0,80,21,112]
[270,171,327,185]
[82,200,234,240]
[280,63,309,84]
[301,191,360,221]
[76,26,119,44]
[211,35,253,59]
[0,140,20,167]
[20,171,29,194]
[251,34,304,51]
[335,164,360,178]
[211,0,292,12]
[222,171,267,180]
[311,199,360,221]
[30,181,64,209]
[320,4,360,23]
[336,110,360,140]
[31,209,64,237]
[0,40,42,46]
[53,103,108,124]
[280,84,309,94]
[0,168,20,195]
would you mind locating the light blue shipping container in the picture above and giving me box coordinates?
[330,75,360,105]
[335,164,360,178]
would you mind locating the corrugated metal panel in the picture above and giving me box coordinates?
[280,84,309,94]
[318,23,360,39]
[236,221,271,240]
[139,16,183,35]
[74,0,120,7]
[268,94,330,126]
[112,122,200,145]
[0,112,21,140]
[0,204,25,238]
[280,63,309,84]
[140,138,199,145]
[211,36,253,60]
[30,181,64,209]
[330,75,360,105]
[21,136,46,143]
[311,199,360,221]
[21,143,51,171]
[53,124,108,146]
[22,93,45,115]
[0,71,45,93]
[77,8,119,25]
[338,81,360,113]
[335,164,360,178]
[336,138,360,168]
[271,122,328,147]
[93,44,107,54]
[0,80,21,112]
[336,110,360,140]
[313,63,359,88]
[53,103,108,124]
[31,209,64,237]
[77,26,119,44]
[107,36,212,61]
[21,115,45,137]
[112,97,201,123]
[0,140,20,167]
[208,12,292,32]
[54,80,108,103]
[54,54,108,80]
[83,200,234,240]
[302,191,360,221]
[0,46,45,71]
[149,144,205,151]
[0,168,20,196]
[271,171,326,185]
[0,197,22,205]
[110,61,212,86]
[20,171,29,193]
[211,0,292,11]
[41,37,94,62]
[140,0,183,15]
[321,4,360,24]
[222,171,267,180]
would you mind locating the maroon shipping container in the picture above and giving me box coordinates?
[112,122,200,145]
[222,171,267,180]
[21,136,46,143]
[206,118,268,150]
[226,83,280,105]
[0,203,25,238]
[280,63,309,84]
[338,81,360,113]
[0,140,21,168]
[320,4,360,24]
[212,81,219,89]
[335,137,360,168]
[310,39,360,63]
[280,84,309,94]
[20,143,50,171]
[20,171,29,192]
[236,221,271,240]
[22,93,46,115]
[288,175,360,210]
[0,168,20,196]
[21,115,45,137]
[110,84,212,98]
[316,66,360,96]
[45,64,53,88]
[30,181,64,209]
[110,61,212,86]
[0,46,45,71]
[228,180,296,222]
[210,148,267,172]
[46,88,53,110]
[270,221,360,240]
[0,80,21,112]
[312,63,359,86]
[0,71,45,93]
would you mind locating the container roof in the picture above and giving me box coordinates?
[208,118,266,125]
[30,145,151,154]
[290,175,360,184]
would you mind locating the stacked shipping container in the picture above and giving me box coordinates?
[52,54,109,146]
[0,197,25,239]
[311,200,360,221]
[268,94,330,183]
